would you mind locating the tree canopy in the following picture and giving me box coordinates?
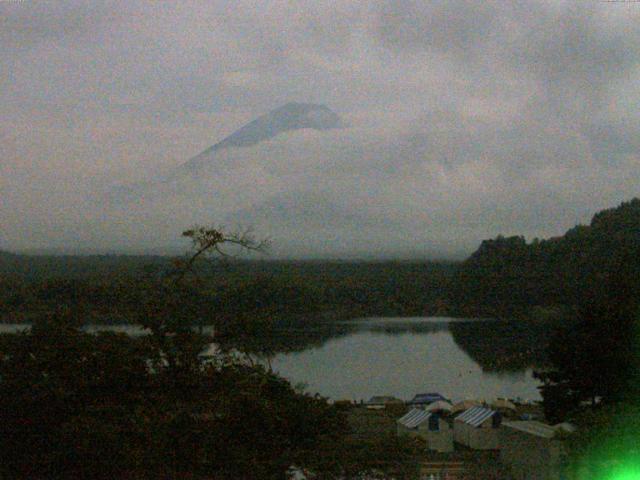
[0,226,423,479]
[450,198,640,317]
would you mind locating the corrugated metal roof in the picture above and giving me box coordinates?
[398,408,432,429]
[502,421,557,438]
[455,406,496,427]
[503,421,576,439]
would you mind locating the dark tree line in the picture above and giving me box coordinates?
[0,259,456,327]
[449,198,640,317]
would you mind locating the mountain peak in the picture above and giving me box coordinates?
[181,102,343,172]
[215,102,343,149]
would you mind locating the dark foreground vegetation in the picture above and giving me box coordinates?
[0,314,344,479]
[0,199,638,478]
[535,271,640,477]
[0,229,424,480]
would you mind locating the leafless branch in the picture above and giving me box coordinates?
[173,225,270,284]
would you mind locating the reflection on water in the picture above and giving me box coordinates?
[0,324,214,336]
[0,317,548,403]
[270,317,547,402]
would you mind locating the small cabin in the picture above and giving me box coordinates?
[365,395,404,410]
[407,392,448,408]
[453,406,502,450]
[397,408,453,453]
[425,400,454,413]
[500,421,573,480]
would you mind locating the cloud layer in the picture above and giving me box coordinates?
[2,1,639,257]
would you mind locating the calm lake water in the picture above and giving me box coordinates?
[270,317,543,402]
[0,317,545,403]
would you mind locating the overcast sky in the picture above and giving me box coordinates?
[1,1,639,257]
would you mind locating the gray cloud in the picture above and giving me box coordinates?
[1,1,639,257]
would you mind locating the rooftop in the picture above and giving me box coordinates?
[409,393,447,404]
[367,396,401,404]
[397,408,433,429]
[455,406,497,427]
[502,421,572,439]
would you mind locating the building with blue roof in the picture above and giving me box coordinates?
[407,392,448,407]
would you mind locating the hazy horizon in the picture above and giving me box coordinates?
[2,1,640,258]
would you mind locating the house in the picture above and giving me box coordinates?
[425,400,454,413]
[365,395,404,410]
[408,392,448,407]
[453,406,501,450]
[491,398,517,413]
[397,408,454,453]
[500,421,574,480]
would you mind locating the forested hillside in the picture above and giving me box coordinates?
[3,199,639,323]
[0,251,170,279]
[450,198,640,316]
[0,257,456,324]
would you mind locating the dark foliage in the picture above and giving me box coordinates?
[535,271,640,422]
[0,226,426,480]
[0,260,457,325]
[450,198,640,316]
[0,312,349,479]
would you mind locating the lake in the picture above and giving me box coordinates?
[269,317,545,403]
[0,317,547,403]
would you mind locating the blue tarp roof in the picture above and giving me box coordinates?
[409,393,447,404]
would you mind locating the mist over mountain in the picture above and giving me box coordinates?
[3,2,640,257]
[109,102,344,201]
[180,102,344,173]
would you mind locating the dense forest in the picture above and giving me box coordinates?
[450,198,640,317]
[0,257,455,324]
[2,198,638,325]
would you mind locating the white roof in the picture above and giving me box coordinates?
[426,400,453,412]
[502,421,564,439]
[554,422,577,433]
[491,399,517,410]
[397,408,432,428]
[455,406,496,427]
